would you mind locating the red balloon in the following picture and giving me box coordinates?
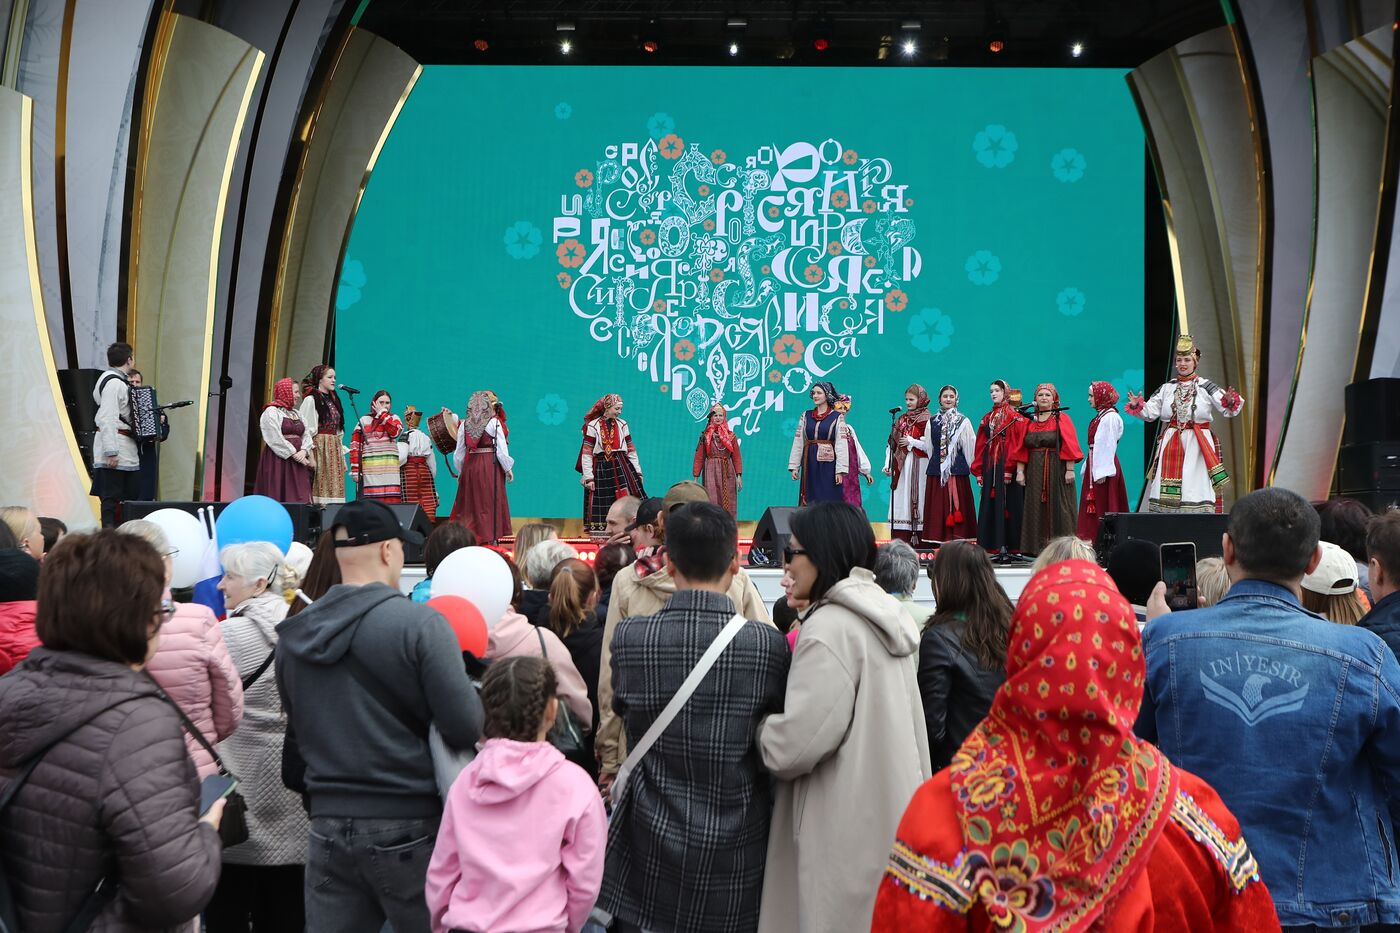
[428,595,488,657]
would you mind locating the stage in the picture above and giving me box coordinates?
[398,562,1037,611]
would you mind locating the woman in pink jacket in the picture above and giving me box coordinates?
[118,520,243,777]
[427,656,606,933]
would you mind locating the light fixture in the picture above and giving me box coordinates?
[561,39,573,54]
[729,41,740,56]
[987,17,1007,53]
[643,38,659,53]
[813,37,830,51]
[897,19,920,58]
[1070,41,1085,58]
[473,37,489,52]
[902,39,917,56]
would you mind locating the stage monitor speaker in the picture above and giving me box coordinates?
[56,368,102,473]
[1335,489,1400,515]
[121,501,320,547]
[321,502,432,563]
[749,506,797,567]
[1094,511,1229,563]
[1339,442,1400,493]
[1344,379,1400,445]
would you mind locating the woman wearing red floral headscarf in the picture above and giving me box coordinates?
[693,403,742,519]
[253,377,313,503]
[576,393,645,539]
[1015,383,1083,556]
[872,560,1279,932]
[1077,381,1129,541]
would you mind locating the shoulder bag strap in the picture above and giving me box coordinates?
[611,613,748,805]
[242,649,276,691]
[160,689,233,778]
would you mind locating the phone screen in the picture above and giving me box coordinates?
[199,774,236,815]
[1160,542,1199,612]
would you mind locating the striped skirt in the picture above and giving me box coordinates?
[359,437,401,501]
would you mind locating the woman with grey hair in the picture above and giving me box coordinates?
[206,541,308,932]
[116,519,242,778]
[519,538,579,627]
[874,539,931,629]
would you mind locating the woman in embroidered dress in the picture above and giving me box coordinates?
[871,560,1280,931]
[1015,383,1083,556]
[692,403,742,519]
[253,378,313,503]
[923,385,978,543]
[1126,334,1244,514]
[577,394,645,539]
[788,382,848,505]
[833,392,875,514]
[1077,381,1129,541]
[396,406,438,518]
[884,385,933,542]
[449,391,514,543]
[971,381,1027,554]
[349,390,403,501]
[298,364,346,505]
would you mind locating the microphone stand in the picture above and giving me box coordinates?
[342,389,364,497]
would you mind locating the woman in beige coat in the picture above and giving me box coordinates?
[757,501,931,933]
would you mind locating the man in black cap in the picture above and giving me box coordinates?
[275,499,482,933]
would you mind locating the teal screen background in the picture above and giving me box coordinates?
[337,65,1145,522]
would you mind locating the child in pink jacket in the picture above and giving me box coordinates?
[426,656,606,933]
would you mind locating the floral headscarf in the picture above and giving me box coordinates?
[582,393,622,427]
[810,381,840,415]
[1090,381,1120,411]
[702,402,739,454]
[463,390,499,442]
[948,561,1176,931]
[266,377,298,412]
[1033,382,1061,411]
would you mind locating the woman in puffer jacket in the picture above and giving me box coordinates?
[118,520,243,777]
[0,530,226,931]
[205,542,309,933]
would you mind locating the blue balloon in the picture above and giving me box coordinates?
[216,495,293,554]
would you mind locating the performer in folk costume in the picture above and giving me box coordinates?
[450,390,514,543]
[252,377,314,503]
[788,382,852,505]
[883,385,933,542]
[349,390,403,501]
[834,392,876,513]
[923,385,978,543]
[299,363,347,505]
[972,380,1028,554]
[693,402,743,519]
[396,405,438,518]
[1016,383,1084,556]
[1077,381,1130,540]
[577,393,645,539]
[1126,334,1244,513]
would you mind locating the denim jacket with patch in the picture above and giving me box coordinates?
[1138,579,1400,928]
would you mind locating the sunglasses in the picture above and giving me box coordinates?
[783,546,809,564]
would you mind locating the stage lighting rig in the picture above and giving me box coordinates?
[898,19,920,58]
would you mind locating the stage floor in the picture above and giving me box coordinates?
[398,563,1036,611]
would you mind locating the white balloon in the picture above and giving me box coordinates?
[144,509,207,589]
[430,546,513,630]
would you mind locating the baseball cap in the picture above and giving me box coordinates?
[330,499,424,548]
[1302,541,1357,596]
[663,480,710,513]
[626,497,664,532]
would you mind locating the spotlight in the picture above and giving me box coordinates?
[729,41,740,56]
[987,18,1007,53]
[988,38,1004,53]
[1070,41,1085,58]
[473,37,489,52]
[643,38,659,53]
[560,39,573,54]
[813,37,829,51]
[902,39,917,56]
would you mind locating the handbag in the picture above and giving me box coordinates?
[611,613,748,805]
[161,692,249,847]
[0,698,142,933]
[536,629,587,758]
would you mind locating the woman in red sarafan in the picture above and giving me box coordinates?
[871,560,1281,933]
[693,402,743,519]
[253,377,313,503]
[1077,381,1130,542]
[1015,383,1083,556]
[449,390,514,544]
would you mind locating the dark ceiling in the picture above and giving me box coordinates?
[357,0,1226,67]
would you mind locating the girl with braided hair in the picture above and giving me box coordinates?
[426,656,607,933]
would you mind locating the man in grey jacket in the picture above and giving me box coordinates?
[277,499,483,933]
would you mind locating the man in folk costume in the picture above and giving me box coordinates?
[578,393,646,540]
[883,384,933,543]
[448,390,513,544]
[396,405,438,518]
[1076,381,1130,540]
[1126,335,1243,513]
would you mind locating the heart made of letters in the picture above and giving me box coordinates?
[552,135,924,435]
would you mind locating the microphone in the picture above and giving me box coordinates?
[338,384,360,395]
[156,400,194,411]
[888,407,902,415]
[1018,404,1073,413]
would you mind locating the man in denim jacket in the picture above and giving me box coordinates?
[1139,487,1400,931]
[1360,510,1400,662]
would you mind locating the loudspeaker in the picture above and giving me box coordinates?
[1339,442,1400,493]
[1336,489,1400,515]
[749,506,797,567]
[321,502,432,563]
[121,501,321,547]
[1094,511,1230,562]
[56,368,103,473]
[1344,379,1400,445]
